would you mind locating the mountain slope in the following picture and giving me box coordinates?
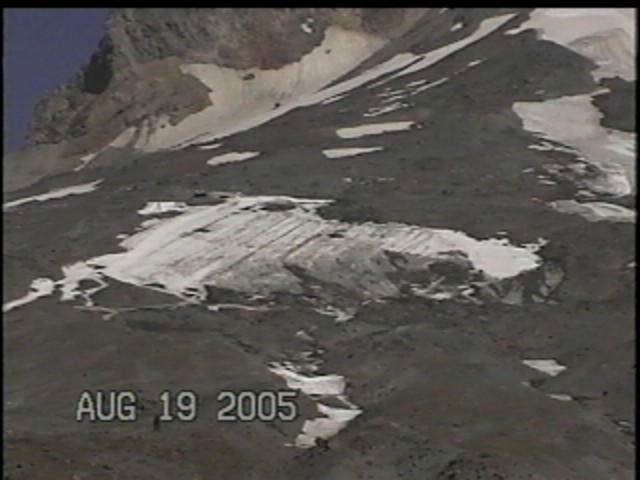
[3,8,635,480]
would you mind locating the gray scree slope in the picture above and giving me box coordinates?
[3,8,635,480]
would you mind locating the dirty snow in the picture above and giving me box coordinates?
[38,195,544,312]
[269,361,362,448]
[514,94,635,196]
[3,278,56,313]
[3,180,102,211]
[207,151,260,167]
[336,121,415,139]
[322,147,384,159]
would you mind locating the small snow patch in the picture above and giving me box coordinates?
[294,404,362,448]
[196,142,223,150]
[322,147,384,159]
[522,359,567,376]
[365,102,409,118]
[3,180,102,211]
[137,202,189,216]
[268,363,345,396]
[336,121,414,139]
[547,393,573,402]
[207,151,260,166]
[3,278,56,313]
[538,179,557,186]
[467,59,485,67]
[74,152,98,171]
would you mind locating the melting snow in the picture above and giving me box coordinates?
[295,404,362,448]
[137,202,190,216]
[59,262,108,305]
[3,278,56,313]
[514,94,635,196]
[121,14,517,153]
[3,180,102,211]
[38,194,543,311]
[268,364,345,396]
[522,359,567,376]
[269,362,362,448]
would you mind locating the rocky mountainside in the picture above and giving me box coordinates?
[11,9,426,191]
[3,8,635,480]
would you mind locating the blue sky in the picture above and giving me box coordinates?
[3,8,110,153]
